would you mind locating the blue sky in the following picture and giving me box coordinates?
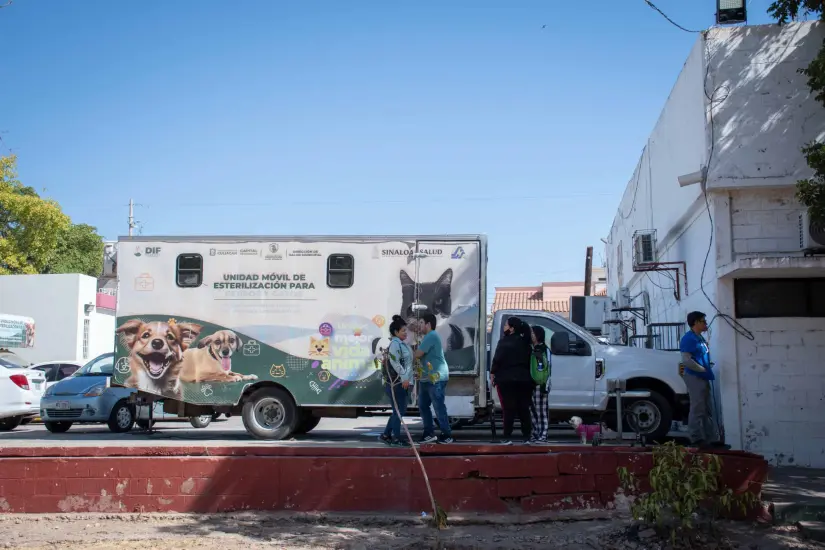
[1,0,776,302]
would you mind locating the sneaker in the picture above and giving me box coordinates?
[437,435,454,444]
[420,434,438,444]
[500,440,513,446]
[391,439,412,447]
[379,433,392,445]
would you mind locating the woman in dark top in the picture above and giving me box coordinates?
[490,316,535,444]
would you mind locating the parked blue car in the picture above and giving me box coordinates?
[39,352,213,433]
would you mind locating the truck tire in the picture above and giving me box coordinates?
[0,416,23,431]
[189,415,212,429]
[107,400,135,433]
[242,387,298,440]
[292,411,321,435]
[609,390,673,442]
[44,421,72,433]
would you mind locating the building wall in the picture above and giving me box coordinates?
[605,22,825,466]
[730,188,802,257]
[0,274,114,364]
[735,317,825,467]
[707,23,825,191]
[605,35,716,336]
[79,275,116,362]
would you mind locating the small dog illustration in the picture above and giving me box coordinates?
[116,319,202,396]
[179,329,258,384]
[24,322,35,347]
[309,336,330,357]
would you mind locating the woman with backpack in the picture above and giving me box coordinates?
[529,325,552,444]
[379,315,414,447]
[490,316,534,444]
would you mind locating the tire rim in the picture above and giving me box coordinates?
[197,415,211,423]
[628,400,660,434]
[252,398,285,431]
[116,406,132,429]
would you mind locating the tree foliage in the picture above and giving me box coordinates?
[768,1,825,219]
[0,155,103,277]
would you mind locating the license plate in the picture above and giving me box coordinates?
[55,401,70,410]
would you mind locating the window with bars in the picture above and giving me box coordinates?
[82,319,90,360]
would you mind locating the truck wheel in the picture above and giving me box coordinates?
[189,415,212,429]
[107,400,135,433]
[621,390,673,442]
[292,411,321,435]
[44,421,72,433]
[0,416,23,431]
[242,387,298,440]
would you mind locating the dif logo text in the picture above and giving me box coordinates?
[134,246,161,258]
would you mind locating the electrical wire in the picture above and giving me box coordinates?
[699,33,755,342]
[93,192,614,211]
[642,0,703,34]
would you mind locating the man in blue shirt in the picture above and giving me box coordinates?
[680,311,726,449]
[414,313,453,444]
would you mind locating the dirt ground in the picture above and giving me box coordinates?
[0,512,821,550]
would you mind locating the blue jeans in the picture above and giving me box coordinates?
[419,381,451,438]
[383,383,409,440]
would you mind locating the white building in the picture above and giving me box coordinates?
[0,274,116,365]
[605,22,825,467]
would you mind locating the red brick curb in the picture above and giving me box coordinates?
[0,446,769,515]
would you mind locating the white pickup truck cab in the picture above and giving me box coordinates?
[487,309,689,442]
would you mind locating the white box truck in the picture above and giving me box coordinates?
[113,235,690,441]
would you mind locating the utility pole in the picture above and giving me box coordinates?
[128,199,136,236]
[584,246,593,296]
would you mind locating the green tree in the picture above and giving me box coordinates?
[768,1,825,219]
[0,154,103,276]
[43,223,104,277]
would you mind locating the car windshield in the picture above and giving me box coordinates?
[74,353,115,376]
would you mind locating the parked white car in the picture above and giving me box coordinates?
[0,357,46,430]
[30,361,83,390]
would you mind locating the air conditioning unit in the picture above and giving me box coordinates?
[569,296,611,333]
[799,211,825,255]
[617,286,631,308]
[633,232,656,265]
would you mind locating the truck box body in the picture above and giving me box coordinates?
[113,236,487,414]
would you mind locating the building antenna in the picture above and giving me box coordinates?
[128,199,144,236]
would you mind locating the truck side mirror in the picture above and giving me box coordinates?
[550,332,570,355]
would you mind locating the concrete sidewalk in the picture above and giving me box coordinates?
[763,466,825,541]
